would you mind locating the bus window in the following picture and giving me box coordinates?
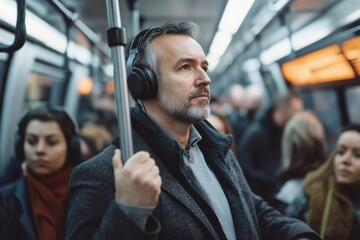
[25,61,68,105]
[346,86,360,125]
[301,90,341,153]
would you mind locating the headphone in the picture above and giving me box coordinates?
[127,27,159,100]
[14,106,81,164]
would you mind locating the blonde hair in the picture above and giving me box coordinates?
[80,122,112,151]
[281,111,325,174]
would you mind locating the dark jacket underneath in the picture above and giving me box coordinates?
[0,176,36,240]
[236,106,283,201]
[66,106,319,240]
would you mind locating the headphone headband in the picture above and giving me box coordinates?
[126,27,159,76]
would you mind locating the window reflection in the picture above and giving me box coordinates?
[346,86,360,124]
[301,90,341,153]
[26,72,52,102]
[24,62,67,105]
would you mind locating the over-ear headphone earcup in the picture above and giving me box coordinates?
[14,132,24,160]
[128,64,158,100]
[69,135,81,164]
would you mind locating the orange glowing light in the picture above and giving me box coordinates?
[78,76,93,95]
[282,44,356,86]
[105,80,115,95]
[342,36,360,75]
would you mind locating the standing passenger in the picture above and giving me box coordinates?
[236,91,303,202]
[0,106,81,240]
[227,84,248,147]
[66,21,319,240]
[273,111,326,213]
[287,124,360,240]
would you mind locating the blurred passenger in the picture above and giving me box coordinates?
[0,106,81,240]
[243,84,264,122]
[80,121,112,154]
[236,90,303,202]
[273,111,326,213]
[66,21,319,240]
[209,95,231,116]
[286,124,360,240]
[207,112,237,153]
[93,109,118,139]
[79,135,98,161]
[227,83,249,147]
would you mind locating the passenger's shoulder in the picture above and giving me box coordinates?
[72,145,116,178]
[0,177,22,196]
[0,178,23,210]
[0,183,15,199]
[285,190,308,220]
[276,179,303,204]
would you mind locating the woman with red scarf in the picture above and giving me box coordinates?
[0,106,81,240]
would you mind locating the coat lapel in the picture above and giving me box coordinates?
[14,177,36,240]
[128,126,220,239]
[156,157,220,239]
[122,106,229,239]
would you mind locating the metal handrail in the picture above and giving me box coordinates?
[105,0,134,161]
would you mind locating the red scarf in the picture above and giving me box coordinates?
[26,163,74,240]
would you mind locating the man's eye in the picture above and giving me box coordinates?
[353,151,360,158]
[181,64,191,70]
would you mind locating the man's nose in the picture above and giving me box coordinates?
[195,68,211,86]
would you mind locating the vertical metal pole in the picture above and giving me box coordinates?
[130,0,140,38]
[105,0,133,161]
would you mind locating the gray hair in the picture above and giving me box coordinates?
[127,21,199,78]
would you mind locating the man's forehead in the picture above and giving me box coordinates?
[152,34,202,50]
[152,34,206,61]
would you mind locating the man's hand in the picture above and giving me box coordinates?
[112,149,162,206]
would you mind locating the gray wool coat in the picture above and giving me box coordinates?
[65,106,320,240]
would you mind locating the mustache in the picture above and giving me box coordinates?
[189,88,210,99]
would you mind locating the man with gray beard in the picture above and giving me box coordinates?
[66,21,319,240]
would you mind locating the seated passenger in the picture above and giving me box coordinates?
[286,124,360,239]
[273,111,326,213]
[0,106,81,240]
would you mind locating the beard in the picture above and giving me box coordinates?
[158,86,210,124]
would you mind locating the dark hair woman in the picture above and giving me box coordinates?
[0,106,80,240]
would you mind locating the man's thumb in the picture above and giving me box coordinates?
[112,149,123,171]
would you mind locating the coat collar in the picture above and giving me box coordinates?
[130,105,232,152]
[113,105,233,175]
